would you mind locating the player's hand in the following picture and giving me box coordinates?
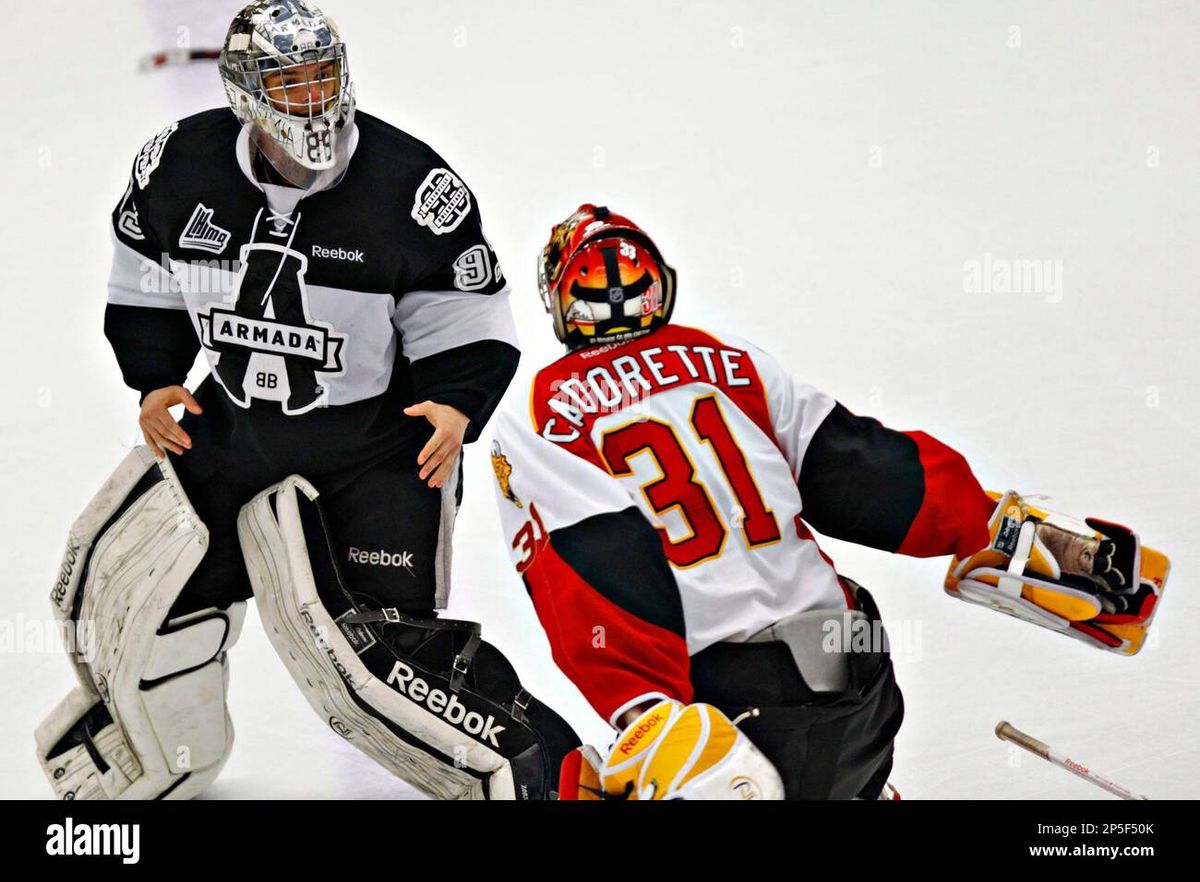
[139,385,202,459]
[404,400,469,489]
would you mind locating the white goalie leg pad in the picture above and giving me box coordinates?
[238,475,515,800]
[35,448,245,800]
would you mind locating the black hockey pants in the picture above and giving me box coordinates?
[166,440,450,620]
[689,583,905,800]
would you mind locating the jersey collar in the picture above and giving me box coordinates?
[235,121,360,197]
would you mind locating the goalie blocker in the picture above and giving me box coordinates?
[238,475,579,800]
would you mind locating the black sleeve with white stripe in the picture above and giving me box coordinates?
[104,146,199,401]
[409,340,519,444]
[395,283,521,443]
[401,161,507,299]
[394,187,520,442]
[111,171,160,262]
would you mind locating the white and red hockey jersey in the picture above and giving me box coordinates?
[491,324,994,725]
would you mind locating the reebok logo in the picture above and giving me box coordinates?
[618,712,665,756]
[348,548,414,569]
[387,661,506,747]
[51,540,80,611]
[312,244,365,263]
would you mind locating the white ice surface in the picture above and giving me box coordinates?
[1,1,1197,799]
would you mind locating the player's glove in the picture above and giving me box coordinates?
[558,699,784,800]
[944,490,1169,655]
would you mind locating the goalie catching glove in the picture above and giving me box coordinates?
[560,700,784,800]
[945,491,1169,655]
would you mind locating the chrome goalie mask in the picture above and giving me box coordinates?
[218,0,355,171]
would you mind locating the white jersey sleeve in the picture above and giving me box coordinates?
[713,331,837,481]
[491,405,632,568]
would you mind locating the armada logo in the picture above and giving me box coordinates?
[179,203,231,255]
[386,661,506,748]
[198,208,348,416]
[199,308,343,366]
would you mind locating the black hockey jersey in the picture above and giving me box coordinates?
[104,108,518,486]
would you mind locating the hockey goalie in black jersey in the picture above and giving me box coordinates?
[35,1,578,800]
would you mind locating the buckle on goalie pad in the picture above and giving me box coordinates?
[945,491,1169,655]
[36,447,244,799]
[238,475,575,800]
[340,607,482,692]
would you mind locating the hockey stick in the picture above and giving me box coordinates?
[138,49,222,72]
[995,720,1149,800]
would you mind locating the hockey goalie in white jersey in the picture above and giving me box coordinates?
[491,204,1170,800]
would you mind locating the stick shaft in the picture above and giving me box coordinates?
[995,721,1148,800]
[138,49,221,71]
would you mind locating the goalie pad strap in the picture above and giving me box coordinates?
[341,608,482,692]
[998,520,1037,598]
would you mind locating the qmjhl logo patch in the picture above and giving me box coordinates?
[179,203,231,255]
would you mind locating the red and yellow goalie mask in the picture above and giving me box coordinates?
[538,204,677,351]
